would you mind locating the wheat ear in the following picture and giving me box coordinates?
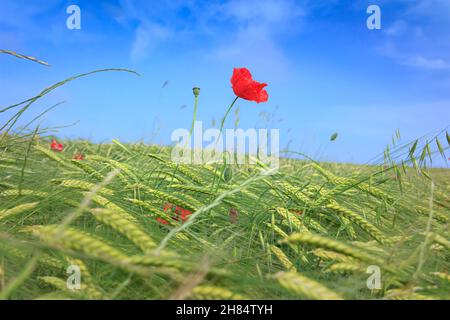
[273,207,310,233]
[21,225,129,263]
[271,271,343,300]
[65,257,104,299]
[270,245,295,270]
[326,201,389,244]
[71,159,104,180]
[279,233,384,266]
[0,202,38,221]
[190,285,247,300]
[34,145,73,169]
[90,208,156,252]
[54,179,114,196]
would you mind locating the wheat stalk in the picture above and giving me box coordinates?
[271,271,343,300]
[71,160,104,180]
[21,225,130,263]
[326,262,365,274]
[34,145,73,169]
[279,233,385,266]
[125,255,227,278]
[0,49,50,66]
[326,201,389,244]
[0,190,48,197]
[65,257,104,299]
[428,232,450,250]
[270,245,295,270]
[430,272,450,283]
[90,195,139,224]
[0,202,38,221]
[271,180,313,205]
[273,207,310,233]
[190,285,247,300]
[39,276,75,293]
[89,208,156,253]
[384,288,435,300]
[147,153,205,185]
[169,184,216,196]
[310,163,394,203]
[312,248,354,263]
[55,179,114,196]
[140,185,200,212]
[87,155,138,183]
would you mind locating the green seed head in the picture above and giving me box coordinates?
[192,87,201,97]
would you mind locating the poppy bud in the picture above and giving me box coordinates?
[223,166,233,182]
[192,87,201,98]
[229,208,238,224]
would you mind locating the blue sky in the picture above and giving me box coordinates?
[0,0,449,165]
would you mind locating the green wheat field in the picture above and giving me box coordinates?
[0,51,449,300]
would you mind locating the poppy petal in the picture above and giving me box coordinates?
[231,68,269,103]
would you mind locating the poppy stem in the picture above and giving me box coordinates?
[218,96,239,139]
[189,94,199,138]
[213,96,239,156]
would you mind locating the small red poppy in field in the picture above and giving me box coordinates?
[178,207,193,222]
[50,139,63,152]
[230,68,268,103]
[156,217,169,225]
[73,153,84,161]
[163,203,193,223]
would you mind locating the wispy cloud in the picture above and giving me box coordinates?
[384,20,410,37]
[403,0,450,20]
[116,0,176,61]
[130,23,171,61]
[377,0,450,71]
[0,0,60,47]
[205,0,305,77]
[117,0,305,71]
[219,0,304,24]
[379,41,450,71]
[402,55,450,70]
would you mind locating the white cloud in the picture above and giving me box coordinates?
[378,42,450,71]
[376,0,450,72]
[117,0,305,71]
[205,0,304,78]
[402,55,450,70]
[130,23,171,61]
[0,0,60,47]
[0,1,57,26]
[210,23,290,78]
[404,0,450,20]
[117,0,177,61]
[384,20,409,37]
[221,0,304,23]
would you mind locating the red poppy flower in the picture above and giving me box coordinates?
[178,208,193,222]
[73,153,84,161]
[163,203,192,223]
[50,139,63,152]
[156,217,169,225]
[231,68,268,103]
